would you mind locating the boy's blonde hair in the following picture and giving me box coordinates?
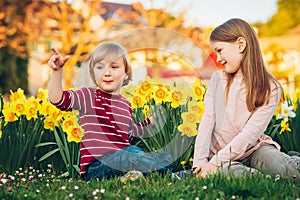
[88,42,132,86]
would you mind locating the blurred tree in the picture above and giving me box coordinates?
[0,0,31,94]
[259,0,300,37]
[133,3,185,29]
[23,0,208,88]
[24,0,104,89]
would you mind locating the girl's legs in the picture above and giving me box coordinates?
[85,145,173,180]
[219,161,260,178]
[250,145,300,179]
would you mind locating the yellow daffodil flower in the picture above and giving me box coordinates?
[43,117,58,131]
[65,125,84,143]
[130,94,146,109]
[279,120,291,134]
[9,88,26,102]
[192,79,206,101]
[181,111,198,124]
[153,85,169,104]
[36,88,48,102]
[178,122,197,137]
[180,161,186,166]
[2,102,18,124]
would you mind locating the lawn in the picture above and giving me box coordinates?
[1,84,300,200]
[0,167,299,200]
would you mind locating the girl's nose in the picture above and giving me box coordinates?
[216,54,222,63]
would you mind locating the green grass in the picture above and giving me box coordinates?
[0,167,299,200]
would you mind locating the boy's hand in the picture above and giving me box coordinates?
[149,105,166,125]
[48,47,70,71]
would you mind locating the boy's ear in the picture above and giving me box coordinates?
[236,37,246,53]
[124,73,129,80]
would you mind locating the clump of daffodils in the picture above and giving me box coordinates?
[122,77,206,137]
[1,88,84,142]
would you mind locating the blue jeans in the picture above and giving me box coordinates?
[85,145,174,180]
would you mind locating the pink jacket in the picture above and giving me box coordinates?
[193,70,281,168]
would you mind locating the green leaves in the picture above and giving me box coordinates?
[265,100,300,153]
[36,125,80,179]
[0,116,44,174]
[134,101,195,172]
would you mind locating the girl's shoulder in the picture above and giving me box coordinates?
[211,69,226,80]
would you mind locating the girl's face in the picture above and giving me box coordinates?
[210,39,244,74]
[93,55,127,95]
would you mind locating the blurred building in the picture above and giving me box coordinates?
[260,25,300,92]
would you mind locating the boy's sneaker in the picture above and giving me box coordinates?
[120,170,145,183]
[171,169,193,180]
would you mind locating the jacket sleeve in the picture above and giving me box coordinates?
[51,88,88,113]
[192,71,218,168]
[209,83,282,167]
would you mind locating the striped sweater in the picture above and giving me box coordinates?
[52,87,150,175]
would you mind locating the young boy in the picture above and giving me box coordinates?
[48,42,173,180]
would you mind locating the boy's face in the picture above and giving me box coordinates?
[93,55,127,95]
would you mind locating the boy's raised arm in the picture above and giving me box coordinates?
[48,47,70,103]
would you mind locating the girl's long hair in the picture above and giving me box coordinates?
[210,18,282,112]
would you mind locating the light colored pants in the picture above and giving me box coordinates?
[220,145,300,179]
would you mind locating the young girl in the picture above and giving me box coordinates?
[48,42,173,180]
[193,18,300,179]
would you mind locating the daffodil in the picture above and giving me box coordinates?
[178,122,197,137]
[282,88,290,101]
[62,118,77,131]
[192,79,206,101]
[10,99,27,117]
[274,103,282,120]
[36,88,48,102]
[43,117,58,131]
[130,93,146,109]
[181,111,198,124]
[137,77,154,96]
[65,125,84,143]
[187,100,203,121]
[153,85,169,104]
[278,101,296,121]
[168,86,189,108]
[40,101,58,117]
[62,110,79,119]
[279,120,291,134]
[292,89,300,110]
[9,88,26,101]
[2,102,18,124]
[51,109,63,122]
[24,97,40,120]
[142,104,150,118]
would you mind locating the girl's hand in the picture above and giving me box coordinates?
[194,162,219,178]
[48,47,70,71]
